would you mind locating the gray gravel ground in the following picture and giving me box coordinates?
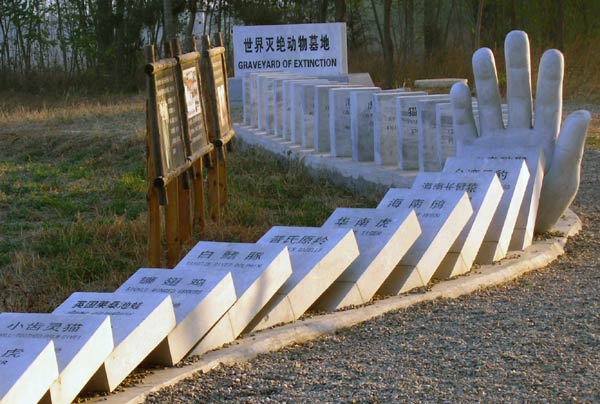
[145,137,599,403]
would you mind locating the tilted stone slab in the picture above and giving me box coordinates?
[0,313,112,404]
[53,292,175,392]
[444,157,530,263]
[313,208,421,311]
[176,242,292,356]
[246,227,359,332]
[115,268,236,366]
[376,190,473,295]
[396,94,447,170]
[458,145,544,251]
[411,171,504,279]
[0,338,58,404]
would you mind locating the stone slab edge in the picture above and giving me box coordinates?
[91,209,581,404]
[232,124,417,197]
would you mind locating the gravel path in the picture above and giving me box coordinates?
[145,151,599,403]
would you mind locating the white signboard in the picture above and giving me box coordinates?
[233,23,348,76]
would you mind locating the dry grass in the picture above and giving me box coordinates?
[0,93,377,313]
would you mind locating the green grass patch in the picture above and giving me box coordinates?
[0,94,377,313]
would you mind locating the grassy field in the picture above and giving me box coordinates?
[1,92,598,314]
[0,94,379,313]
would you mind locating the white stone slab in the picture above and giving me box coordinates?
[313,84,358,152]
[115,268,236,366]
[373,91,424,166]
[176,242,292,356]
[282,78,319,140]
[246,227,359,332]
[397,94,448,170]
[0,338,57,404]
[314,208,421,311]
[458,145,544,251]
[291,80,331,144]
[411,171,504,278]
[271,75,300,136]
[376,190,473,295]
[53,292,175,392]
[300,82,331,148]
[435,102,455,168]
[417,98,453,172]
[349,89,407,162]
[257,72,292,131]
[350,90,376,161]
[0,313,112,404]
[444,157,530,263]
[329,87,380,158]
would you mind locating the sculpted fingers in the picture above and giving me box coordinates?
[450,82,478,150]
[536,110,590,232]
[472,48,504,135]
[534,49,563,141]
[505,30,533,129]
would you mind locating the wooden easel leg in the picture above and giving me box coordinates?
[207,149,220,223]
[218,147,227,207]
[178,175,192,246]
[192,160,206,232]
[147,185,161,268]
[165,181,181,267]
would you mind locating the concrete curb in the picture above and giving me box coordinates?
[89,209,581,404]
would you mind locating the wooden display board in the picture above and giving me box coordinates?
[201,33,235,219]
[144,38,222,267]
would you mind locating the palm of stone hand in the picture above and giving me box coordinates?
[450,30,591,233]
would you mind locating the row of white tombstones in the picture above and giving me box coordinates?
[241,72,511,172]
[1,143,544,403]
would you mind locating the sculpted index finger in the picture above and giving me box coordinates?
[450,82,478,148]
[473,48,504,135]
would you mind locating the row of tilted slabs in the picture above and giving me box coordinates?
[1,87,541,404]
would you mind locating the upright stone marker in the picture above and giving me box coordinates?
[314,208,421,311]
[291,79,331,144]
[417,98,453,171]
[349,89,407,162]
[0,313,112,404]
[233,23,348,77]
[246,227,359,331]
[396,94,448,170]
[444,157,530,263]
[459,145,544,251]
[371,90,417,166]
[435,102,455,167]
[314,84,355,152]
[282,78,318,140]
[115,268,236,366]
[176,242,292,356]
[411,171,504,278]
[329,87,380,158]
[53,292,175,392]
[376,190,473,294]
[0,338,58,404]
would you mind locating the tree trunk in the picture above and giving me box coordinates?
[320,0,329,22]
[184,0,197,52]
[474,0,484,50]
[383,0,394,87]
[163,0,177,44]
[335,0,346,22]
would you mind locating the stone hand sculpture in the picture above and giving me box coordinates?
[450,30,591,232]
